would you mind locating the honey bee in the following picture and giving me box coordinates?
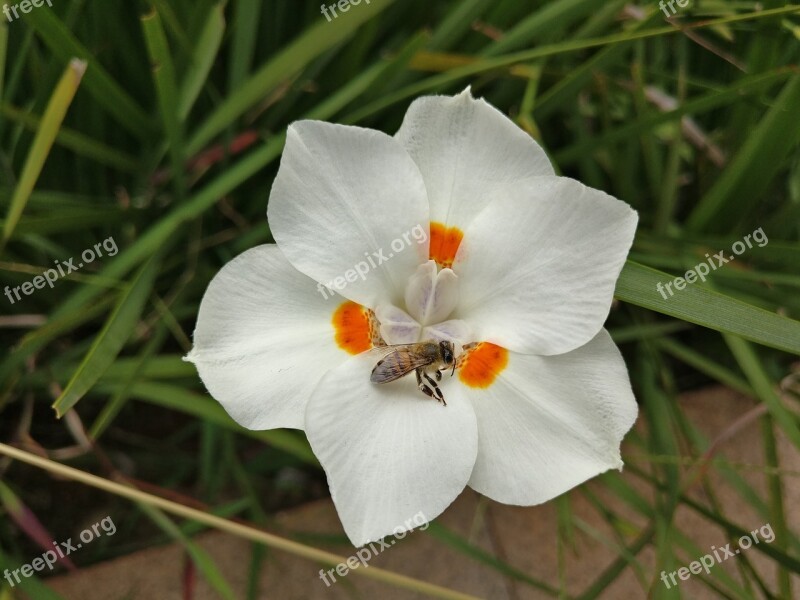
[370,340,456,405]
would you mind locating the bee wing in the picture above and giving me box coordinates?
[370,346,433,384]
[367,344,402,359]
[366,343,421,361]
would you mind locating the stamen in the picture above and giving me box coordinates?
[458,342,509,388]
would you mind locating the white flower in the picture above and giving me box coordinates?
[186,88,639,547]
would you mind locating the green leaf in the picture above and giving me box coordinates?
[1,59,86,244]
[142,8,185,197]
[22,7,155,138]
[186,0,397,155]
[89,326,169,439]
[0,103,139,172]
[724,335,800,449]
[95,380,318,465]
[178,3,225,120]
[480,0,598,57]
[0,296,114,392]
[615,261,800,355]
[50,51,410,323]
[0,18,7,99]
[0,547,66,600]
[344,6,800,124]
[688,73,800,232]
[426,0,492,51]
[227,0,259,93]
[51,253,161,417]
[553,68,792,165]
[426,523,560,595]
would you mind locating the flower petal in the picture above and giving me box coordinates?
[404,260,459,326]
[268,120,430,309]
[374,304,421,345]
[186,245,349,430]
[395,87,554,232]
[422,320,473,353]
[305,350,478,546]
[462,330,638,505]
[454,176,637,355]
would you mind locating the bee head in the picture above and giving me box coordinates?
[439,340,455,366]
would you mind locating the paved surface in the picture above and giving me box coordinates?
[44,386,800,599]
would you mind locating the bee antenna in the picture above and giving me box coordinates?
[451,362,455,377]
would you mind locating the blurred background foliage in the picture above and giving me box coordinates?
[1,0,800,598]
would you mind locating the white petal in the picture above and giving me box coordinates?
[421,320,473,354]
[462,330,637,504]
[404,260,459,326]
[395,87,554,231]
[305,350,478,546]
[268,120,430,309]
[454,176,637,355]
[186,245,349,430]
[374,304,421,345]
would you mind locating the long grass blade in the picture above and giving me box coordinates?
[1,58,85,245]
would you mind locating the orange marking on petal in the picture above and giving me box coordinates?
[429,222,464,269]
[332,301,373,355]
[458,342,509,388]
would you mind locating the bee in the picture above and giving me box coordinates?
[370,340,456,405]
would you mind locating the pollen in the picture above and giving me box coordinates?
[429,222,464,269]
[458,342,509,388]
[332,301,374,355]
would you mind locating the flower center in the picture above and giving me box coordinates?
[404,260,459,327]
[373,260,471,349]
[329,255,510,391]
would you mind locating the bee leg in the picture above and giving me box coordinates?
[416,370,446,406]
[423,372,447,406]
[416,369,436,400]
[435,370,442,382]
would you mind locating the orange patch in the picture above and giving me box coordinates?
[458,342,509,388]
[332,301,373,355]
[429,222,464,269]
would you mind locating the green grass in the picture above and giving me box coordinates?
[1,0,800,598]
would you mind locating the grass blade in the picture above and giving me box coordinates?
[186,0,397,155]
[0,103,139,172]
[688,73,800,232]
[140,503,236,600]
[142,8,185,197]
[0,480,75,570]
[615,261,800,355]
[178,3,225,120]
[22,7,155,137]
[52,253,161,417]
[1,58,85,245]
[96,380,318,465]
[724,335,800,450]
[227,0,260,93]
